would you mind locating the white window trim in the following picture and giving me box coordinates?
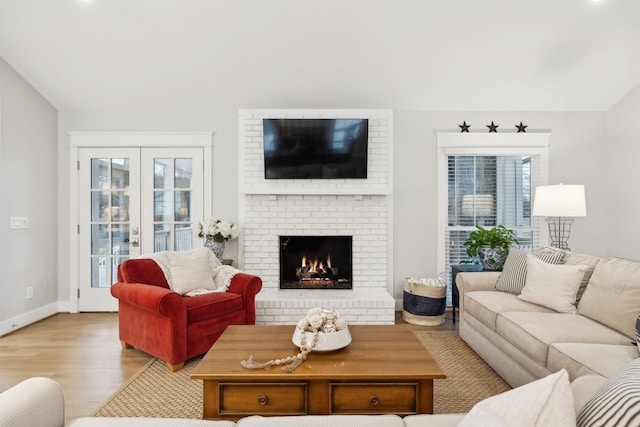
[436,132,551,275]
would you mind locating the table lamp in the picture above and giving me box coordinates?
[532,184,586,250]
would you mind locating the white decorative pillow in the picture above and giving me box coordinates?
[518,253,588,313]
[495,248,565,295]
[577,358,640,426]
[161,248,217,294]
[459,369,575,427]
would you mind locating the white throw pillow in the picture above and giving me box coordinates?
[517,253,588,313]
[459,370,575,427]
[165,248,217,295]
[495,248,565,295]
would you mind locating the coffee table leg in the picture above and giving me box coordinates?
[202,381,219,419]
[418,380,434,414]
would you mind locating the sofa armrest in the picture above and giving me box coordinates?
[0,377,65,427]
[457,271,500,326]
[111,282,185,316]
[456,271,500,294]
[228,273,263,324]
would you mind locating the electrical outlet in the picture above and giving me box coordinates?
[26,287,34,299]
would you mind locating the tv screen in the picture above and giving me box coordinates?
[263,118,368,179]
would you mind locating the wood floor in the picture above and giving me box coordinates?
[0,310,457,422]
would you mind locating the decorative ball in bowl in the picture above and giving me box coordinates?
[292,326,352,352]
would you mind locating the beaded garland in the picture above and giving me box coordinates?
[240,307,347,373]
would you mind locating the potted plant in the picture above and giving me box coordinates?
[463,225,518,271]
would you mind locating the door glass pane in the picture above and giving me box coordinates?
[91,158,109,189]
[175,224,193,251]
[91,192,110,221]
[154,223,171,252]
[91,224,110,255]
[154,191,173,222]
[174,191,191,222]
[112,224,129,256]
[175,159,192,189]
[111,158,130,189]
[91,258,109,289]
[110,191,130,222]
[154,158,172,189]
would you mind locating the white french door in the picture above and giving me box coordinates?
[70,133,212,312]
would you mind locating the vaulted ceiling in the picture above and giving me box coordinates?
[0,0,638,112]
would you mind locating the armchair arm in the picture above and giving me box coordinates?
[0,377,65,427]
[110,282,185,316]
[228,273,263,324]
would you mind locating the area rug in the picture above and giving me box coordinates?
[92,331,510,418]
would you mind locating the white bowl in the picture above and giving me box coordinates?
[292,326,352,352]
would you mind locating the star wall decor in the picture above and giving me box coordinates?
[486,121,499,132]
[458,121,471,132]
[516,122,528,133]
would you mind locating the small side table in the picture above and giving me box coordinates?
[451,264,483,324]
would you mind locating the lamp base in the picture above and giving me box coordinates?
[545,217,574,251]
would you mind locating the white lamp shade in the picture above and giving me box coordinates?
[532,184,587,217]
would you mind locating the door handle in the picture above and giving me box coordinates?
[131,239,139,247]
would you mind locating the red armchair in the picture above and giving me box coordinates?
[111,258,262,371]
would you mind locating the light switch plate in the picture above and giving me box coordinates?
[10,217,28,229]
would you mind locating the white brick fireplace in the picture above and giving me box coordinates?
[238,109,395,325]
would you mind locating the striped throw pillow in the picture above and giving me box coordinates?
[577,358,640,426]
[636,313,640,354]
[495,248,565,295]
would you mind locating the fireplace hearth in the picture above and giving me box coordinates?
[279,236,352,289]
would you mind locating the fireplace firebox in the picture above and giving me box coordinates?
[279,236,352,289]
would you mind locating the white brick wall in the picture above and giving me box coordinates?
[238,109,395,325]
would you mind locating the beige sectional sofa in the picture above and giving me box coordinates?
[457,248,640,388]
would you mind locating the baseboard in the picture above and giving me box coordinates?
[0,302,60,336]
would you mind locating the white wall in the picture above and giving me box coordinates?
[605,83,640,260]
[58,109,611,310]
[0,57,58,334]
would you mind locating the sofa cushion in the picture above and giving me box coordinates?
[578,257,640,339]
[577,358,640,427]
[548,342,638,380]
[465,291,555,331]
[496,312,632,366]
[458,369,575,427]
[163,248,218,295]
[495,248,565,295]
[185,292,243,323]
[517,253,588,313]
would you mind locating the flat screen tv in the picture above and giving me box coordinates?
[263,118,368,179]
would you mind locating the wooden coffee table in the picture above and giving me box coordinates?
[190,324,445,420]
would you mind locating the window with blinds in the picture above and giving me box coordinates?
[436,133,550,306]
[446,154,540,271]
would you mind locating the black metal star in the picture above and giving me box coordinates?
[458,121,471,132]
[486,121,499,132]
[515,122,528,133]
